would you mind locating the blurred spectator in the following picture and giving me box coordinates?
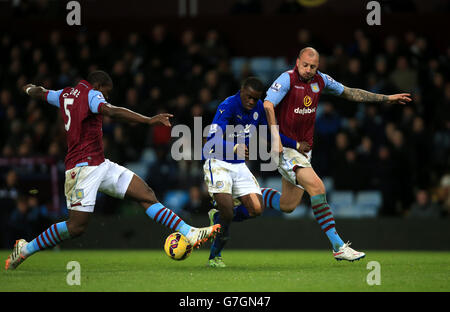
[0,170,21,246]
[389,129,415,214]
[6,194,50,249]
[182,185,211,215]
[332,149,363,191]
[435,174,450,216]
[278,0,305,14]
[314,102,341,175]
[374,146,397,216]
[146,147,179,197]
[200,29,229,67]
[230,0,262,14]
[356,136,376,189]
[389,56,418,93]
[408,189,441,218]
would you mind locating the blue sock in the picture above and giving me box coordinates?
[232,205,252,222]
[212,205,252,224]
[261,188,281,211]
[22,221,71,257]
[311,193,344,252]
[209,223,230,259]
[146,202,191,237]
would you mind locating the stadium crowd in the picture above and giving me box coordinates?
[0,23,449,247]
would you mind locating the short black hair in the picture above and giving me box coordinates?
[87,70,113,87]
[241,76,264,93]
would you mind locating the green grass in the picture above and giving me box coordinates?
[1,249,449,292]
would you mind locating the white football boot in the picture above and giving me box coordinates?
[5,239,28,270]
[185,224,221,249]
[333,242,365,262]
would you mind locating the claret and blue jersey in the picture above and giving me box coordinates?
[47,86,105,113]
[203,91,297,164]
[45,80,107,170]
[264,70,344,105]
[264,69,345,148]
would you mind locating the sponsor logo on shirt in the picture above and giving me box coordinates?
[294,85,304,89]
[294,107,316,115]
[270,82,282,92]
[303,95,312,107]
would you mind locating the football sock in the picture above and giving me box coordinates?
[311,193,344,252]
[213,205,252,223]
[209,222,230,260]
[146,202,191,237]
[261,187,281,211]
[232,204,252,222]
[21,221,71,257]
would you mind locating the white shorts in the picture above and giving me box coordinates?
[64,159,134,213]
[203,158,261,206]
[278,147,312,190]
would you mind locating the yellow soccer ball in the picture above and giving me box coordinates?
[164,232,193,261]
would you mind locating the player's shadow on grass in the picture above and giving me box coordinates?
[170,263,315,272]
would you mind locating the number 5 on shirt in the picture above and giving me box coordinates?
[64,98,74,131]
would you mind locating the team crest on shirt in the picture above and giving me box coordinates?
[270,82,282,92]
[71,171,76,179]
[215,181,224,189]
[75,189,84,199]
[253,112,258,120]
[311,83,320,93]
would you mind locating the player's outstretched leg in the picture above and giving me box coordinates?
[208,193,235,267]
[125,174,220,248]
[208,193,263,267]
[261,187,282,211]
[5,211,89,270]
[297,168,365,261]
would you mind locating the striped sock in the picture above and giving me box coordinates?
[21,221,71,257]
[311,193,344,252]
[146,202,191,237]
[261,187,281,211]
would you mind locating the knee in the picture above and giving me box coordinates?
[249,203,263,217]
[307,181,326,196]
[140,198,158,209]
[139,191,158,209]
[280,202,297,213]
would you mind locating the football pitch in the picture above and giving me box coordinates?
[1,249,449,292]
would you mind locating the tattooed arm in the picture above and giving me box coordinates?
[340,86,412,105]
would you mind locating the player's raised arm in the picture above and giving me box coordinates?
[339,86,412,105]
[99,103,173,127]
[23,84,49,102]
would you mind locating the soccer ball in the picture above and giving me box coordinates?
[164,232,193,261]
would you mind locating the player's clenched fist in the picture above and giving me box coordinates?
[296,141,311,156]
[23,83,39,94]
